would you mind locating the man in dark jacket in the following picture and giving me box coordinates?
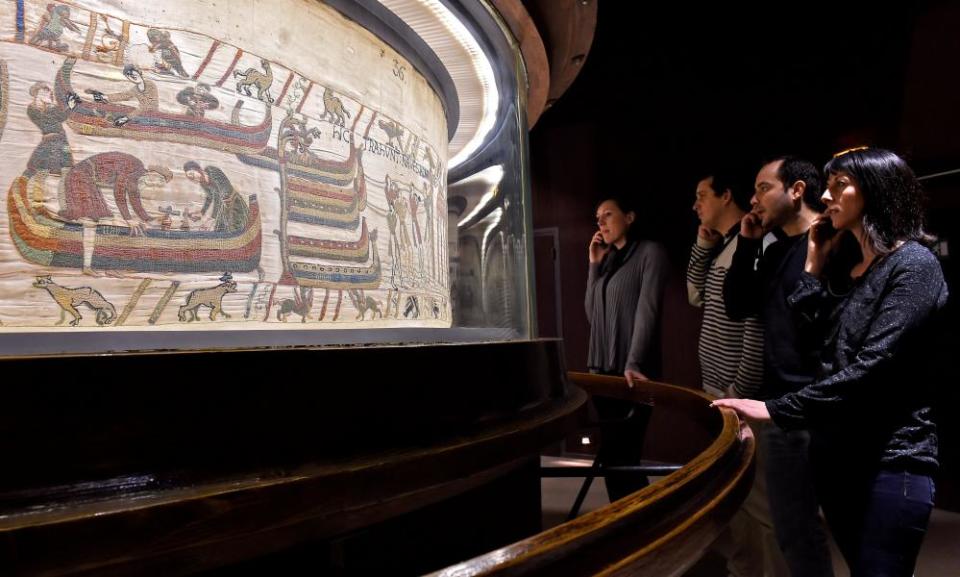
[723,156,834,577]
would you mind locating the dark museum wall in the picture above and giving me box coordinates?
[529,1,960,506]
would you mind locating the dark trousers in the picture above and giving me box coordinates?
[591,396,652,502]
[816,467,934,577]
[761,425,835,577]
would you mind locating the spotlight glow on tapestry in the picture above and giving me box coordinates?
[0,0,450,331]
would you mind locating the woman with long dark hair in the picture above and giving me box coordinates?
[713,148,948,576]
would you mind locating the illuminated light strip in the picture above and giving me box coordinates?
[454,164,504,227]
[379,0,500,169]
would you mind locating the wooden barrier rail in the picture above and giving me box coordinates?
[429,372,755,577]
[0,349,752,576]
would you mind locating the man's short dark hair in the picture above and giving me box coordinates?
[699,169,752,212]
[764,155,825,211]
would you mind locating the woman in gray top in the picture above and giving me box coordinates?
[586,195,670,384]
[585,195,670,502]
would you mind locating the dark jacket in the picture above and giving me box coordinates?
[766,241,948,474]
[723,229,820,399]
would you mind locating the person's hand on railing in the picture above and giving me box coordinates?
[710,398,771,422]
[624,369,648,388]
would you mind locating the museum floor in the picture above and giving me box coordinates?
[541,456,960,577]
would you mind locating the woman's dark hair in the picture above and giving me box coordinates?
[596,194,637,215]
[824,148,932,254]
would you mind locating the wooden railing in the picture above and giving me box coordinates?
[429,372,755,577]
[0,349,752,576]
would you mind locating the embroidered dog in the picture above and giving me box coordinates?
[276,287,313,323]
[179,279,237,322]
[321,87,351,127]
[378,119,405,149]
[349,289,382,320]
[33,275,116,326]
[234,59,274,103]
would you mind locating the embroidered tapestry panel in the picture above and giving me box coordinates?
[0,0,450,331]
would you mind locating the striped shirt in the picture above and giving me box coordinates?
[687,233,764,398]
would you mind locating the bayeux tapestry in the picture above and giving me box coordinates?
[0,0,450,333]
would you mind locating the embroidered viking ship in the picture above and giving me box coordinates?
[55,59,272,155]
[287,167,366,209]
[286,171,365,229]
[233,100,366,210]
[273,113,380,290]
[236,143,360,188]
[8,176,262,273]
[284,244,380,289]
[286,217,369,262]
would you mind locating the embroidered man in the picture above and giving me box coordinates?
[183,161,248,233]
[29,4,80,52]
[176,83,219,118]
[146,28,189,78]
[60,152,171,234]
[24,81,79,177]
[87,65,158,127]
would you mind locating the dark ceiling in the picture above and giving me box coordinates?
[530,1,960,244]
[537,2,920,174]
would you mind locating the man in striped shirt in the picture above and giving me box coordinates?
[687,171,764,398]
[688,171,788,577]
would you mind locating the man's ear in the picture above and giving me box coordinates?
[790,181,806,201]
[625,211,636,225]
[721,189,734,206]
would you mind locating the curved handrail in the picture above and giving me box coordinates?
[430,372,754,577]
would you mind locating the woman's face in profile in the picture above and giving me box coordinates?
[596,200,635,247]
[822,171,864,232]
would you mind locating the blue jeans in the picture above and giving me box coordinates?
[761,425,835,577]
[816,468,934,577]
